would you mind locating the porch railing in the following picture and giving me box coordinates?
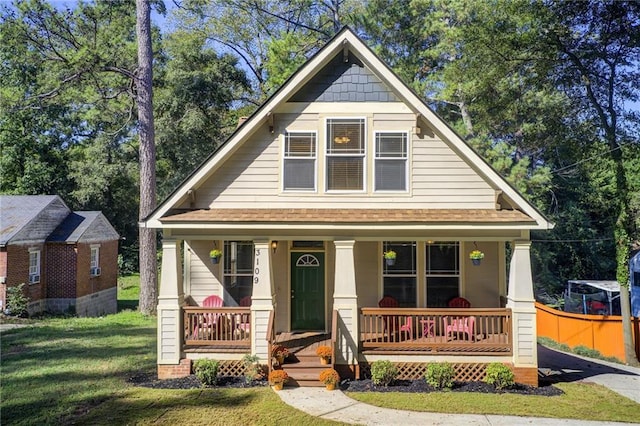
[184,306,251,347]
[360,307,512,355]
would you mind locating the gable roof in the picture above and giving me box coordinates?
[145,27,553,231]
[0,195,70,245]
[48,211,119,243]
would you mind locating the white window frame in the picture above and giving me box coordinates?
[425,241,460,308]
[90,246,101,276]
[382,241,417,307]
[374,131,409,193]
[223,241,254,305]
[29,249,40,284]
[282,130,317,192]
[325,117,367,193]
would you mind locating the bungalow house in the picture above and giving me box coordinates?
[144,28,554,386]
[0,195,119,317]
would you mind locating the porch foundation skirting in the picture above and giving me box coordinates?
[158,358,192,380]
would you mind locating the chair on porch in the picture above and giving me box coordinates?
[448,297,471,308]
[444,316,476,341]
[193,295,225,339]
[378,296,412,338]
[236,296,252,337]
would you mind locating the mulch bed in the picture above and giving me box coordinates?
[128,372,562,396]
[341,378,564,396]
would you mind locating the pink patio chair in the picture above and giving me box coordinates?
[193,295,224,338]
[378,296,412,338]
[443,315,476,341]
[236,296,251,336]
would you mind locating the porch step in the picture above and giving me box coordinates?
[280,357,332,387]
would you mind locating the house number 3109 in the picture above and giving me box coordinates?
[253,249,261,284]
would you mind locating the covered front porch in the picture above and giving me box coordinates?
[158,235,535,384]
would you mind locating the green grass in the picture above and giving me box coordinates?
[347,383,640,423]
[117,273,141,311]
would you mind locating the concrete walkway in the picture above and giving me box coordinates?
[277,345,640,425]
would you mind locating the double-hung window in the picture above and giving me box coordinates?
[29,250,40,284]
[375,132,408,191]
[283,132,316,191]
[223,241,254,306]
[382,242,416,307]
[326,118,365,191]
[90,246,101,276]
[425,242,460,307]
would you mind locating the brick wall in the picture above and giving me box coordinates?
[158,359,192,380]
[7,243,46,307]
[511,366,538,387]
[76,240,118,298]
[46,244,77,298]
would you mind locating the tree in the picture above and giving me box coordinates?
[542,0,640,365]
[136,0,157,315]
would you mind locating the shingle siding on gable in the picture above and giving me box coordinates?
[289,53,399,103]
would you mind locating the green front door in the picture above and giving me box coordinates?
[291,252,325,331]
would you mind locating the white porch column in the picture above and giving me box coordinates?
[251,240,275,362]
[506,241,537,370]
[157,238,184,365]
[333,240,358,365]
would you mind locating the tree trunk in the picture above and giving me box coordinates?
[136,0,157,315]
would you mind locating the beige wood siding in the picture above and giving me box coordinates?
[185,108,496,210]
[463,241,502,308]
[185,240,222,305]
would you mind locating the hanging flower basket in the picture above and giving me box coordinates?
[383,250,397,266]
[469,249,484,266]
[209,249,222,264]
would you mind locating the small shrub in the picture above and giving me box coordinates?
[268,369,288,385]
[193,359,219,386]
[319,368,340,385]
[370,360,397,386]
[484,363,515,390]
[5,283,29,317]
[425,362,455,390]
[242,354,262,383]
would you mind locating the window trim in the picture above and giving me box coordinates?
[90,245,101,276]
[325,117,367,193]
[282,130,318,193]
[28,249,41,284]
[373,131,409,193]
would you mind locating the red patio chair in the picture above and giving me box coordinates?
[236,296,252,336]
[378,296,412,338]
[447,297,471,308]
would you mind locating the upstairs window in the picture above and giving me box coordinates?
[284,132,316,191]
[375,132,408,191]
[326,118,365,191]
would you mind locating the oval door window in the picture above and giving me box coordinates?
[296,254,320,267]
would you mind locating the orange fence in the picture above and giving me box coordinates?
[536,302,640,361]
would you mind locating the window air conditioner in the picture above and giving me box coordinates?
[91,267,101,276]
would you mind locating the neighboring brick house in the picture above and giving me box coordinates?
[0,195,119,316]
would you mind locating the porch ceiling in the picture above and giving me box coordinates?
[160,208,535,226]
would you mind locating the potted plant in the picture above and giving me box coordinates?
[271,345,289,366]
[268,369,289,391]
[209,249,222,264]
[315,345,332,365]
[383,250,397,266]
[319,368,340,391]
[469,249,484,265]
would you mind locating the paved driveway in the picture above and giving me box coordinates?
[538,344,640,403]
